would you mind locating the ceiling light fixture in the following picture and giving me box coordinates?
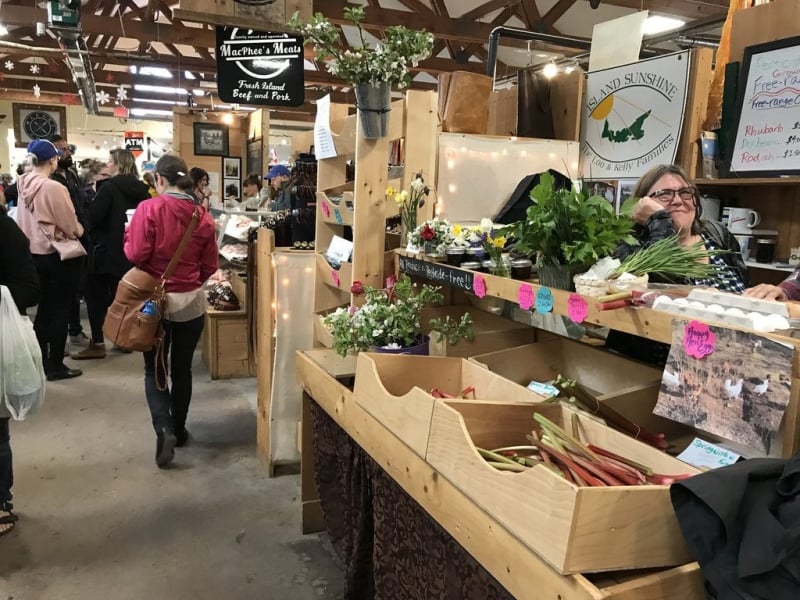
[642,15,686,36]
[133,84,188,95]
[0,24,9,36]
[221,113,234,125]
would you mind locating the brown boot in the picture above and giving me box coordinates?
[70,343,106,360]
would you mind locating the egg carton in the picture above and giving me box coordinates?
[651,291,791,332]
[688,289,789,318]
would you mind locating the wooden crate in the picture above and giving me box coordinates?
[352,352,546,456]
[201,306,254,379]
[229,270,247,311]
[422,305,536,357]
[469,340,688,441]
[426,400,700,574]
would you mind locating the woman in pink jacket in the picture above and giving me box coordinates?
[124,155,218,468]
[15,139,85,381]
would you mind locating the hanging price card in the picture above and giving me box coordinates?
[331,270,340,287]
[683,320,715,359]
[321,201,330,218]
[473,274,487,298]
[535,287,553,314]
[517,284,534,310]
[567,294,588,323]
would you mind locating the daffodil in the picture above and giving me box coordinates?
[385,186,396,198]
[452,224,462,237]
[492,235,506,249]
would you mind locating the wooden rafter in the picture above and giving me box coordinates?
[543,0,577,27]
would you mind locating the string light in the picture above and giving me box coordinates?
[543,62,558,79]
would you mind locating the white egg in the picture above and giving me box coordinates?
[672,298,689,306]
[751,314,771,332]
[747,311,763,320]
[706,304,725,314]
[690,301,706,309]
[652,296,673,310]
[765,313,791,330]
[725,307,745,317]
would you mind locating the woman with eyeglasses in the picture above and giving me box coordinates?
[608,164,747,367]
[615,164,748,292]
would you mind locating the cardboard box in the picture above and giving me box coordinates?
[426,400,699,573]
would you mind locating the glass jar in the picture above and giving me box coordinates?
[755,238,777,264]
[460,260,482,271]
[446,247,466,266]
[510,258,533,280]
[465,247,486,261]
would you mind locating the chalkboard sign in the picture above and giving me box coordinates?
[216,27,305,107]
[728,35,800,177]
[398,256,475,292]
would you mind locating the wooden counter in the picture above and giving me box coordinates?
[296,349,705,600]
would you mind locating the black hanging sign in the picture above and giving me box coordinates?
[398,256,475,292]
[216,27,305,107]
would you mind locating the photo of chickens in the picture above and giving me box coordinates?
[653,320,793,453]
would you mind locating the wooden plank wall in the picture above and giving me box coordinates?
[729,0,798,64]
[172,108,247,198]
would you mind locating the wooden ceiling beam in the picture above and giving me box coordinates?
[587,0,727,19]
[460,0,521,22]
[542,0,576,27]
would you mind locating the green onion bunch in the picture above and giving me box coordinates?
[612,235,728,280]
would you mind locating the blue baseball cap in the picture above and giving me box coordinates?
[27,139,63,161]
[266,164,290,179]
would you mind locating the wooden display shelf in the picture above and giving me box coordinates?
[316,191,354,226]
[314,253,352,292]
[696,177,800,187]
[297,350,705,599]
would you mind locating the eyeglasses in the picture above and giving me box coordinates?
[648,187,696,203]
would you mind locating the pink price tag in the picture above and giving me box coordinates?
[683,320,715,359]
[567,294,588,323]
[517,284,534,310]
[473,274,487,299]
[321,202,330,218]
[331,270,340,287]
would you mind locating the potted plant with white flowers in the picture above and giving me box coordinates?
[289,6,434,138]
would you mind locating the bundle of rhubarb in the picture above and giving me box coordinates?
[477,413,693,486]
[549,374,668,451]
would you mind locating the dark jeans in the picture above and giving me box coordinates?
[143,315,204,435]
[85,273,120,343]
[0,418,11,503]
[32,253,82,372]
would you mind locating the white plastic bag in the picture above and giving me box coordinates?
[0,285,45,420]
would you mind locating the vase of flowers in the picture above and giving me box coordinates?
[409,218,453,257]
[289,7,434,139]
[387,174,430,249]
[323,275,473,357]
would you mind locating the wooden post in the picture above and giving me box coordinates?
[403,90,439,223]
[256,228,276,471]
[677,48,714,180]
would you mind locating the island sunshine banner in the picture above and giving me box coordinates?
[581,51,690,179]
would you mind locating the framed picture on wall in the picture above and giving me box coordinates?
[12,103,67,147]
[223,156,241,179]
[223,178,241,200]
[246,138,262,178]
[193,122,229,156]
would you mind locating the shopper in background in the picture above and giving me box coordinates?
[266,164,292,211]
[15,139,84,381]
[142,172,158,197]
[3,164,27,208]
[0,200,40,537]
[609,164,747,367]
[241,174,264,210]
[73,149,150,361]
[50,135,91,348]
[189,167,211,209]
[125,154,218,468]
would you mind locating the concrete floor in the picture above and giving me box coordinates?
[0,339,344,599]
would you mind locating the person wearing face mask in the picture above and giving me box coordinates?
[50,135,91,348]
[607,164,747,367]
[14,139,85,381]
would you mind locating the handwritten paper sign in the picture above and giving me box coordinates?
[535,287,553,314]
[331,270,340,288]
[334,207,343,224]
[729,38,800,176]
[684,320,715,359]
[568,294,588,323]
[517,284,534,310]
[677,437,740,470]
[398,256,475,292]
[321,201,330,218]
[473,274,487,299]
